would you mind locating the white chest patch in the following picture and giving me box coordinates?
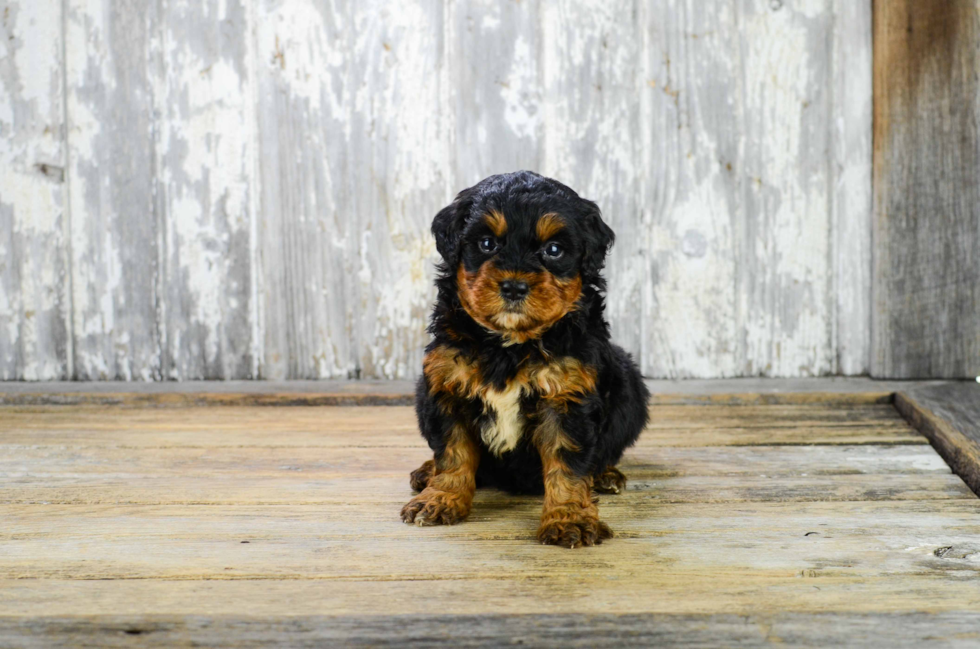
[480,384,525,456]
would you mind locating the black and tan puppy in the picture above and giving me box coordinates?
[401,171,649,548]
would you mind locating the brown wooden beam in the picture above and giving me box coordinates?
[872,0,980,378]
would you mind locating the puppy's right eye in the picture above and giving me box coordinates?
[478,237,498,253]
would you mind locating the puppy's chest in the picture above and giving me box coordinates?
[424,345,598,456]
[479,383,527,457]
[475,357,597,456]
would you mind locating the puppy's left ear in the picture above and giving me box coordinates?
[581,200,615,280]
[432,187,476,265]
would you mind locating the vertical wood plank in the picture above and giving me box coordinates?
[156,0,257,379]
[541,0,645,363]
[635,0,742,378]
[872,0,980,379]
[253,0,357,379]
[0,0,71,380]
[832,0,872,376]
[347,0,452,379]
[450,0,542,186]
[629,0,854,379]
[65,0,162,380]
[737,0,835,377]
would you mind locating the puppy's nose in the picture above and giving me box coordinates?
[499,280,529,302]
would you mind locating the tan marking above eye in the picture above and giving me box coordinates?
[535,213,565,242]
[484,210,507,237]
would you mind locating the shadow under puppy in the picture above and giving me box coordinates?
[402,171,649,548]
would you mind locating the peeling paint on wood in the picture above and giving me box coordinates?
[737,0,835,378]
[346,1,451,381]
[451,0,542,187]
[0,0,71,380]
[253,0,358,380]
[66,0,162,380]
[635,0,743,377]
[1,0,875,380]
[157,0,257,380]
[833,0,873,376]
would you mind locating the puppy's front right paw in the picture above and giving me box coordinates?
[537,510,612,548]
[400,488,471,526]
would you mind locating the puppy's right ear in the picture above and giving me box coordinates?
[431,188,475,264]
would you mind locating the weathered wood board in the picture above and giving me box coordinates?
[895,382,980,496]
[0,0,71,381]
[155,0,258,381]
[64,0,162,381]
[1,0,875,380]
[872,0,980,378]
[4,613,980,649]
[834,0,875,377]
[1,398,978,646]
[64,0,257,381]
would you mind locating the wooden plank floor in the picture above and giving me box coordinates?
[2,397,980,647]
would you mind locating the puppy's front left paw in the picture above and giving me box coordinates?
[537,510,612,549]
[400,488,471,526]
[594,465,627,494]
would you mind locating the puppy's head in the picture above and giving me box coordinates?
[432,171,614,343]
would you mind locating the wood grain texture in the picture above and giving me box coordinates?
[637,0,741,377]
[253,0,358,380]
[872,0,980,378]
[736,0,835,377]
[0,445,953,482]
[5,574,980,617]
[345,0,452,380]
[601,0,871,378]
[3,612,980,649]
[0,0,71,380]
[5,499,980,579]
[833,0,873,375]
[0,375,927,399]
[156,0,257,380]
[2,0,877,381]
[4,446,964,506]
[0,387,896,407]
[1,400,978,645]
[895,383,980,495]
[0,401,912,433]
[450,0,542,187]
[65,0,163,380]
[64,0,259,381]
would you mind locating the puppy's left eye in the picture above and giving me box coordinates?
[543,242,563,259]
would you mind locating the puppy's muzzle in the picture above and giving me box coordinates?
[499,280,529,303]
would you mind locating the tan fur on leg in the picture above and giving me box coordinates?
[533,408,612,548]
[401,426,479,526]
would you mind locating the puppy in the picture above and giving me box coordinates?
[401,171,649,548]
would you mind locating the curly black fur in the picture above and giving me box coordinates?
[416,170,649,494]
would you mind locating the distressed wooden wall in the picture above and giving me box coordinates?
[872,0,980,379]
[0,0,873,381]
